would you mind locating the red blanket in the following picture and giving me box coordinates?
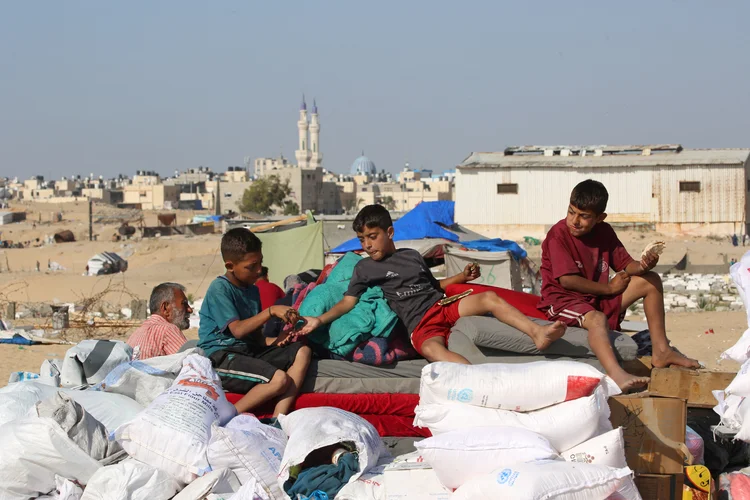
[445,283,546,320]
[225,392,419,417]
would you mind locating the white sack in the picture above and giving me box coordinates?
[414,388,612,451]
[40,359,62,387]
[726,359,750,398]
[0,416,102,499]
[606,475,643,500]
[277,407,386,490]
[562,428,627,469]
[0,381,143,431]
[90,349,198,406]
[172,468,241,500]
[36,476,84,500]
[734,402,750,443]
[415,426,558,489]
[61,339,133,388]
[722,256,750,363]
[80,459,180,500]
[335,455,390,500]
[207,415,286,499]
[714,391,749,431]
[451,460,633,500]
[419,361,620,412]
[114,354,236,484]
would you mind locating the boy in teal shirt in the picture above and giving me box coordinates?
[199,228,311,415]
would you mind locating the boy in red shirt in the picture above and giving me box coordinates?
[255,266,285,311]
[539,180,699,390]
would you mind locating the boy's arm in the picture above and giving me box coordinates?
[297,296,359,335]
[227,305,289,340]
[438,263,481,291]
[558,273,629,296]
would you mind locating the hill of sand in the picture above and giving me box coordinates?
[0,201,748,384]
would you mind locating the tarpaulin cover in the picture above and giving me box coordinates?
[460,238,528,260]
[256,213,324,288]
[331,201,459,253]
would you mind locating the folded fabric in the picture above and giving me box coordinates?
[351,333,418,366]
[299,253,398,357]
[285,452,359,498]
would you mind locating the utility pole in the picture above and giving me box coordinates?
[88,197,93,241]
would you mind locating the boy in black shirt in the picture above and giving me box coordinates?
[294,205,566,363]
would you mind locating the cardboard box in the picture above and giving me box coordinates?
[649,367,736,408]
[609,392,687,474]
[635,474,684,500]
[384,452,451,500]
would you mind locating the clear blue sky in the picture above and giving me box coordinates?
[2,1,749,181]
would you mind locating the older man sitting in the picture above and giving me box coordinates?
[127,282,193,360]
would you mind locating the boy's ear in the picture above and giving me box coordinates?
[224,260,234,272]
[597,212,608,223]
[387,226,394,239]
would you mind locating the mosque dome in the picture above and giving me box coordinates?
[350,153,377,176]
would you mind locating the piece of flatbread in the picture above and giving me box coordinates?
[641,241,666,258]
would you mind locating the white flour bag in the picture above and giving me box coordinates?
[414,387,612,452]
[419,361,620,412]
[451,460,633,500]
[114,354,236,484]
[207,414,287,499]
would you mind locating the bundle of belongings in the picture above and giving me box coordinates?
[0,346,647,499]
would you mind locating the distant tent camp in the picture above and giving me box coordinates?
[86,252,128,276]
[330,201,527,260]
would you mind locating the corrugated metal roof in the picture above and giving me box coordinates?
[458,149,750,169]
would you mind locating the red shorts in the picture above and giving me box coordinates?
[543,295,625,331]
[410,300,462,354]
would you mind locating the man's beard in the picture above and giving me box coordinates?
[170,307,190,330]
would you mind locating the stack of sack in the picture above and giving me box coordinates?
[0,347,394,499]
[411,361,642,499]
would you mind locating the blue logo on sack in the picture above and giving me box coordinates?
[456,388,473,403]
[497,469,513,484]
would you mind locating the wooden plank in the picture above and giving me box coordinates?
[248,215,307,233]
[648,367,735,408]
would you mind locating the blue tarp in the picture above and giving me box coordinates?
[331,201,460,253]
[461,238,528,260]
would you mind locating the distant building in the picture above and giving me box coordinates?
[455,145,750,236]
[253,97,343,214]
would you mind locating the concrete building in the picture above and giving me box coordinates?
[254,97,343,214]
[122,184,180,210]
[455,145,750,237]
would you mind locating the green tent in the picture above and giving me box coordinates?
[255,212,324,288]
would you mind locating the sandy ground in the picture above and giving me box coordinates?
[1,201,748,385]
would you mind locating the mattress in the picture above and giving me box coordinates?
[450,316,638,361]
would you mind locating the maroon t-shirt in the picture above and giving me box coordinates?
[255,279,285,311]
[538,219,634,310]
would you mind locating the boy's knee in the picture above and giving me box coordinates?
[585,311,608,328]
[642,271,664,292]
[269,370,291,394]
[296,345,312,362]
[480,291,506,307]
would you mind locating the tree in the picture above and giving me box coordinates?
[380,196,396,211]
[238,175,292,215]
[283,200,300,215]
[343,197,366,215]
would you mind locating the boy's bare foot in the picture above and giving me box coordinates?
[532,321,567,350]
[610,371,650,392]
[652,346,701,369]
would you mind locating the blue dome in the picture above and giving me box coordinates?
[350,154,377,175]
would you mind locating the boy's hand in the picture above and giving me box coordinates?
[639,251,659,273]
[296,316,322,336]
[463,263,481,282]
[607,271,631,295]
[269,306,301,326]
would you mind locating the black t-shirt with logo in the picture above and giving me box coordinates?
[345,249,444,334]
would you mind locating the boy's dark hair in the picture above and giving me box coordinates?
[259,266,269,278]
[221,228,262,262]
[570,179,609,214]
[352,204,393,233]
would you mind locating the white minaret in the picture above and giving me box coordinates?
[309,99,323,169]
[295,95,310,168]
